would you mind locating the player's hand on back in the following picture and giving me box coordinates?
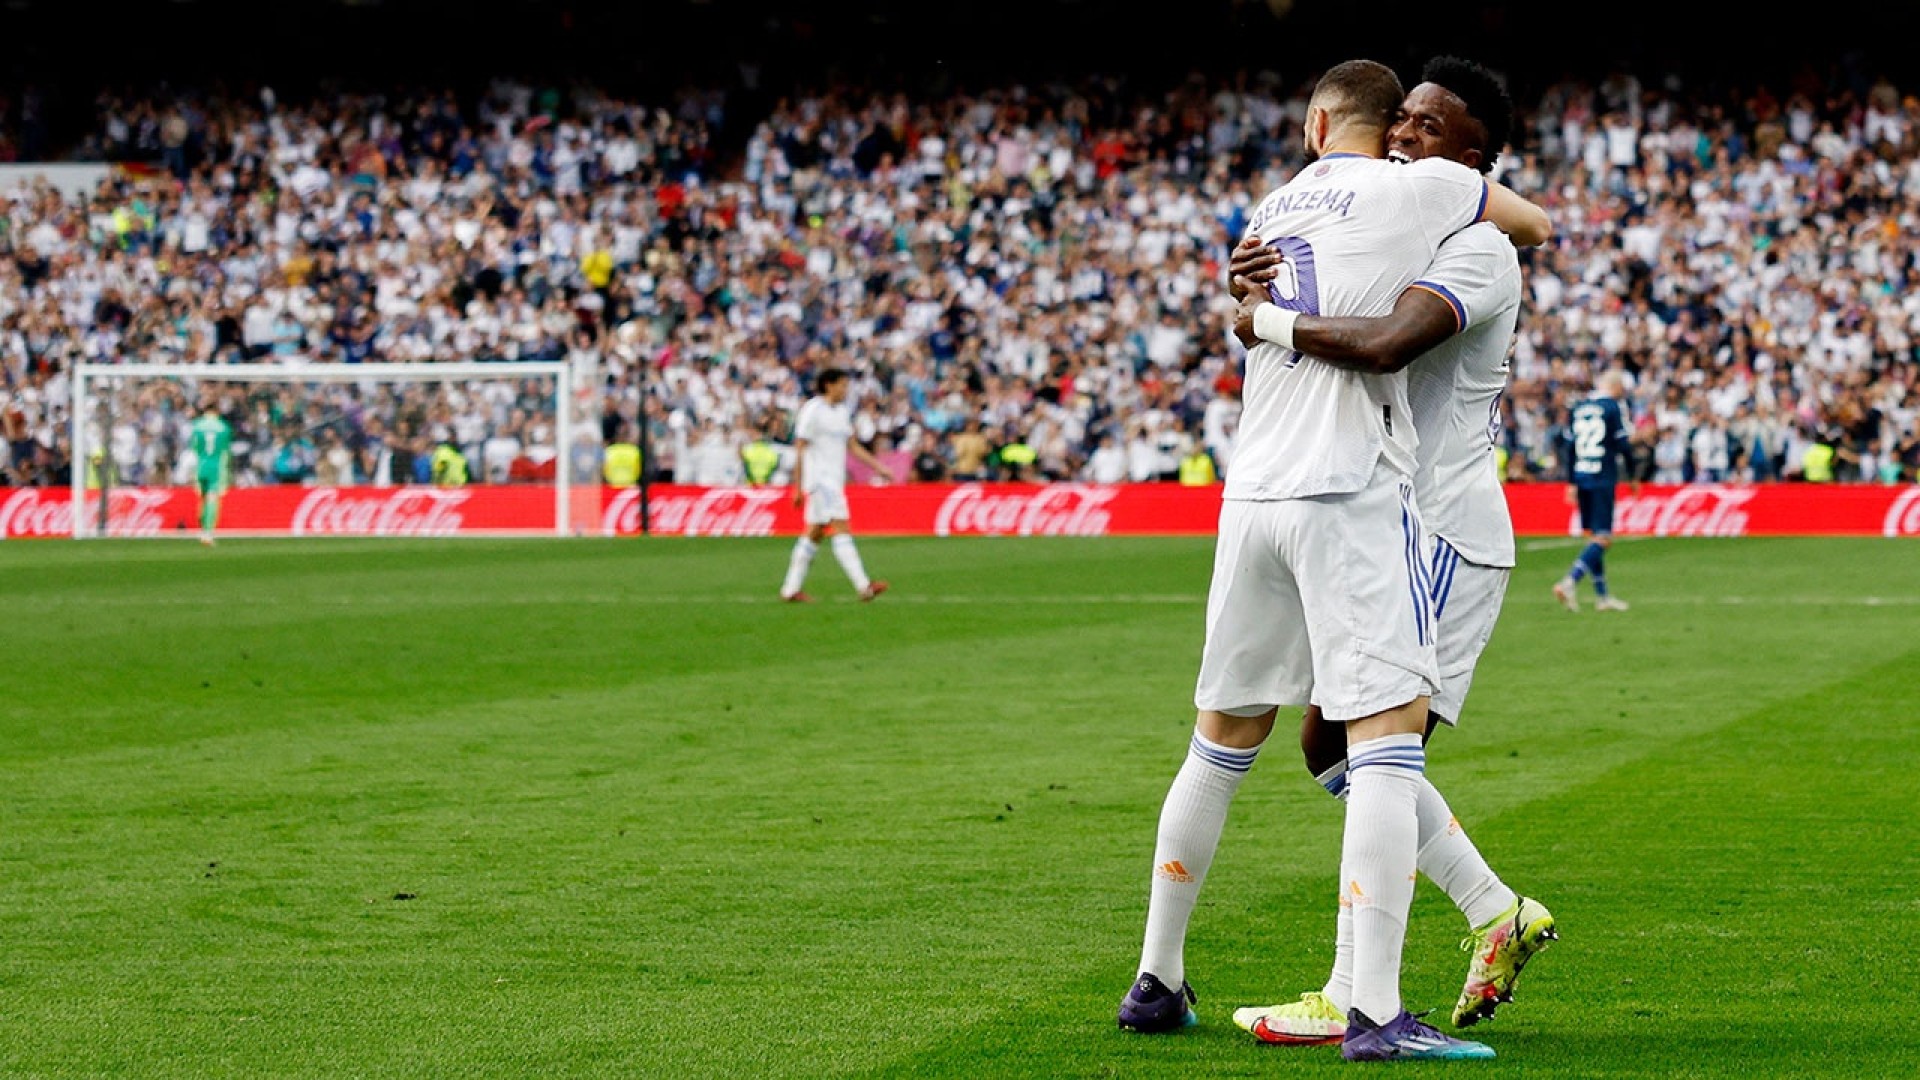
[1227,237,1281,300]
[1231,277,1268,349]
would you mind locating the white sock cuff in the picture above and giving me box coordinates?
[1189,730,1263,775]
[1347,732,1424,775]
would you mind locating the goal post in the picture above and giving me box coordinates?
[70,361,585,539]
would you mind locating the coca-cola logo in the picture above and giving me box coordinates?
[292,488,471,536]
[1580,486,1754,538]
[601,487,783,536]
[0,487,171,538]
[1885,487,1920,537]
[934,484,1116,537]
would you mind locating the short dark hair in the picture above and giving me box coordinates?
[1313,59,1405,132]
[1421,55,1515,174]
[816,367,849,391]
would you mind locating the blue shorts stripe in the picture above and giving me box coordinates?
[1430,537,1460,621]
[1400,499,1430,647]
[1412,491,1438,639]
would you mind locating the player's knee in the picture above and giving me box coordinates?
[1298,706,1345,777]
[1300,708,1349,800]
[1198,706,1275,750]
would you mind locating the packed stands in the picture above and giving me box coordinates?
[3,59,1918,492]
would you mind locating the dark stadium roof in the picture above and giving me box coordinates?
[2,0,1914,104]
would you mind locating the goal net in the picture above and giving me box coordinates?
[70,361,592,538]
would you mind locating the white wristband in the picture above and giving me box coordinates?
[1253,303,1298,351]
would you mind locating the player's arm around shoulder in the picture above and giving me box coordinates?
[1232,276,1455,375]
[1226,235,1284,300]
[1480,181,1552,248]
[1396,156,1543,246]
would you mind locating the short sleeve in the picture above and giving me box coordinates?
[1408,229,1519,335]
[1401,157,1488,250]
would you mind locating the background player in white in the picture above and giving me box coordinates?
[1116,59,1551,1063]
[780,366,895,603]
[1223,56,1557,1047]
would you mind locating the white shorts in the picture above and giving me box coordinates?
[1194,473,1440,723]
[803,485,850,526]
[1425,536,1510,726]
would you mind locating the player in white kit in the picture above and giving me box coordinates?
[1117,59,1552,1063]
[780,367,896,603]
[1223,57,1558,1049]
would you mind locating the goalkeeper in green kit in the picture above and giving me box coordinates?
[189,394,232,546]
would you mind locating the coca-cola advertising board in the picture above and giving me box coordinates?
[0,485,557,538]
[599,483,1159,537]
[4,483,1918,539]
[1504,483,1920,538]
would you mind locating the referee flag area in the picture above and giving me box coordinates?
[1,535,1915,1077]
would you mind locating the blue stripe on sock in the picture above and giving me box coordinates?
[1349,744,1427,775]
[1190,735,1259,775]
[1351,752,1426,770]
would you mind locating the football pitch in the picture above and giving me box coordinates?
[2,534,1916,1078]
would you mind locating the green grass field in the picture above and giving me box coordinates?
[2,535,1917,1078]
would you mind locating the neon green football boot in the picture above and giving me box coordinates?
[1232,991,1346,1045]
[1452,896,1558,1028]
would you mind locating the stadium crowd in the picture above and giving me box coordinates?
[2,62,1919,492]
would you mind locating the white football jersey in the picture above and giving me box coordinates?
[793,395,853,492]
[1226,154,1489,501]
[1405,222,1521,568]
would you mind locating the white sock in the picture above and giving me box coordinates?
[829,533,870,592]
[1322,760,1514,1010]
[781,537,817,597]
[1341,733,1424,1024]
[1316,759,1353,1012]
[1137,730,1263,986]
[1414,778,1516,929]
[1322,897,1354,1015]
